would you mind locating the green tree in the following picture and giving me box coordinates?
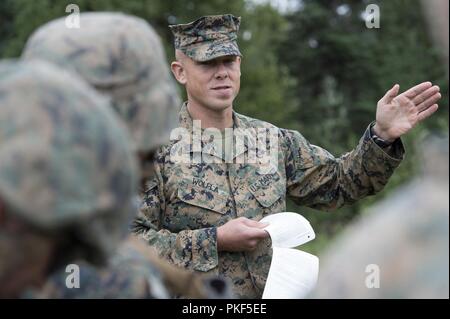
[0,0,295,127]
[279,0,448,254]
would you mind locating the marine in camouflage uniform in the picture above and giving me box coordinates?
[0,60,139,298]
[22,12,231,299]
[131,15,426,299]
[311,136,449,298]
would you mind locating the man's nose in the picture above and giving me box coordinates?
[215,63,228,79]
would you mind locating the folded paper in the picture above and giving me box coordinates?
[261,212,319,299]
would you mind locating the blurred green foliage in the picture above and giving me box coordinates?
[1,0,447,254]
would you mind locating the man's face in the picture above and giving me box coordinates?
[172,53,241,111]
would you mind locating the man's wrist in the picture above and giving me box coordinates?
[371,123,396,145]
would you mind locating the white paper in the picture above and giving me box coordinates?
[262,248,319,299]
[261,212,319,299]
[260,212,315,248]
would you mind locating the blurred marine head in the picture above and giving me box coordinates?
[0,60,138,296]
[23,12,180,155]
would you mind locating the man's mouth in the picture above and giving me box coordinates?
[211,85,232,90]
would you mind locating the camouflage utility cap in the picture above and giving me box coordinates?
[170,14,242,62]
[0,60,138,264]
[23,12,179,153]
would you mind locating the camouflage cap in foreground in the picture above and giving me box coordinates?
[0,60,138,264]
[170,14,242,62]
[22,12,179,153]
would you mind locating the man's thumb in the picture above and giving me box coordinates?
[250,228,270,239]
[242,218,269,229]
[381,84,400,103]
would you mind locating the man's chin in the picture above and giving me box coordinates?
[211,95,237,109]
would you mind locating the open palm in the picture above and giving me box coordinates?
[374,82,441,141]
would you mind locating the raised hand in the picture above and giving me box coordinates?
[373,82,441,142]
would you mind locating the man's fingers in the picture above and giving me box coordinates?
[417,92,442,112]
[249,228,270,240]
[401,81,432,99]
[418,104,439,122]
[246,239,263,251]
[412,85,440,105]
[381,84,400,103]
[241,218,268,229]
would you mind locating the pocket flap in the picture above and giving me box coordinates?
[248,173,285,208]
[177,184,228,214]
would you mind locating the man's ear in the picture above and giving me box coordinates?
[171,61,187,85]
[237,56,242,77]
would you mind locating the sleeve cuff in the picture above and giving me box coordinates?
[363,122,405,161]
[191,227,219,272]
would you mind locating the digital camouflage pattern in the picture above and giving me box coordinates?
[22,12,180,153]
[170,14,242,62]
[311,136,449,299]
[133,103,405,298]
[0,60,138,265]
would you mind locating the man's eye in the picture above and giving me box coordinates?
[225,58,237,65]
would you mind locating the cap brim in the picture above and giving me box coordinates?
[183,41,242,62]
